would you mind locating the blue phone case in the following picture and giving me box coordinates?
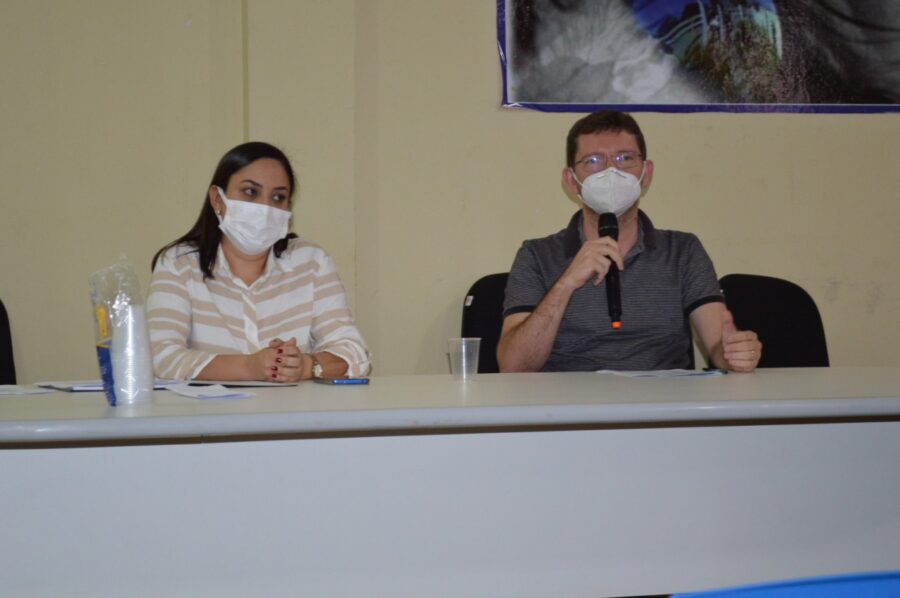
[315,377,370,385]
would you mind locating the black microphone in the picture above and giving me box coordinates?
[598,213,622,329]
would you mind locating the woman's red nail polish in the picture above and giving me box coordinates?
[276,358,283,363]
[277,348,283,354]
[271,366,278,371]
[271,373,277,379]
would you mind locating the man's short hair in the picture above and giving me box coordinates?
[566,111,647,167]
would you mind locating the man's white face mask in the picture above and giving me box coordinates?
[572,165,645,217]
[215,186,291,256]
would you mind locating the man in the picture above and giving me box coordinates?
[497,111,761,373]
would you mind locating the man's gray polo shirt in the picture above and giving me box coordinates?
[503,210,724,371]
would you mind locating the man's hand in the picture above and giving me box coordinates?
[498,238,623,372]
[721,310,762,372]
[558,237,624,290]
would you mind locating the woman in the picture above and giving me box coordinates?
[147,142,370,382]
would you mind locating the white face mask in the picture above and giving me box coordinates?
[215,187,291,256]
[573,166,645,217]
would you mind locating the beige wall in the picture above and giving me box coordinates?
[2,1,898,383]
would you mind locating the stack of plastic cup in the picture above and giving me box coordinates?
[110,304,154,404]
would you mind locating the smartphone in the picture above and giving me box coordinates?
[313,377,370,385]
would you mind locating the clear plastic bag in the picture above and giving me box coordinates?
[89,259,154,406]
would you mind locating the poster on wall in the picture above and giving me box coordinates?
[498,0,900,113]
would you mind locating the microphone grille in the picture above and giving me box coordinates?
[598,212,619,239]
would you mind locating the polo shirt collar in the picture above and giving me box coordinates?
[563,209,658,259]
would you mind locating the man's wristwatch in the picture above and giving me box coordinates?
[310,354,324,379]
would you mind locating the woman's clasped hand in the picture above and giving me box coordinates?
[256,337,304,383]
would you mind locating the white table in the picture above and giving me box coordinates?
[3,367,900,597]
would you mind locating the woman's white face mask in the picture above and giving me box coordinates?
[572,165,645,217]
[215,186,291,256]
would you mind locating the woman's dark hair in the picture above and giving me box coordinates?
[152,141,297,279]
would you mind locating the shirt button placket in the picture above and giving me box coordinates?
[243,290,259,352]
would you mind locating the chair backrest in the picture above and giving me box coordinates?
[461,273,509,374]
[719,273,829,368]
[0,298,16,384]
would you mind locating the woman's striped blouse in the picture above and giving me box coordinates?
[147,239,370,380]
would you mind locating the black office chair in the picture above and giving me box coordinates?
[461,273,509,373]
[719,273,829,368]
[1,298,16,384]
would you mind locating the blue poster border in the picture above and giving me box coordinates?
[497,1,900,114]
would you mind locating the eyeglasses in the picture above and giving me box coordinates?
[574,151,643,173]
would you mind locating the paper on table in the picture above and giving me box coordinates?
[165,383,253,399]
[36,379,178,392]
[596,369,727,378]
[185,380,298,387]
[0,385,55,396]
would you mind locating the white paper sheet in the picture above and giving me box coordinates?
[36,379,178,392]
[596,369,727,378]
[0,385,55,396]
[164,383,253,399]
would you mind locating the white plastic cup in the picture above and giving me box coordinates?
[110,304,154,405]
[448,337,481,380]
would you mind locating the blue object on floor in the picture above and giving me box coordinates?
[673,570,900,597]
